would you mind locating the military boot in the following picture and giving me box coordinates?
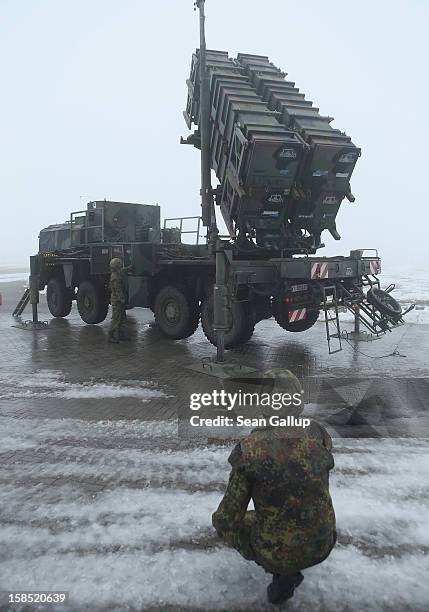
[267,572,304,605]
[108,331,120,344]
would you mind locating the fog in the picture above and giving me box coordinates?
[0,0,427,269]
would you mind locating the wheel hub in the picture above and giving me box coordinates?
[164,300,179,324]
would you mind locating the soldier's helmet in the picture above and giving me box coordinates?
[259,369,304,419]
[226,368,305,422]
[110,258,123,271]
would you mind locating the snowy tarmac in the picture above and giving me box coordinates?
[0,272,428,611]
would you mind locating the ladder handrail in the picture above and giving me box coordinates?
[321,284,342,354]
[12,288,30,318]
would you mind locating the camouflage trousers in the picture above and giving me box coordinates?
[109,301,126,340]
[218,510,267,569]
[222,510,335,576]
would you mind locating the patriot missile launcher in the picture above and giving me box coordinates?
[184,49,360,254]
[14,0,413,359]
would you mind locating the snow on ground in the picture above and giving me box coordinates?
[336,304,428,326]
[342,263,429,324]
[0,266,29,283]
[381,266,429,306]
[2,547,427,612]
[0,416,178,451]
[0,415,428,611]
[0,263,428,609]
[336,306,428,326]
[0,370,168,401]
[0,443,228,489]
[0,272,29,283]
[376,268,429,322]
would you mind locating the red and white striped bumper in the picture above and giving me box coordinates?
[311,262,330,280]
[288,308,307,323]
[369,260,381,275]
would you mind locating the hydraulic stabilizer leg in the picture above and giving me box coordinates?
[195,0,225,362]
[15,255,46,329]
[29,255,41,324]
[214,242,231,363]
[354,305,360,335]
[29,255,40,325]
[13,255,47,329]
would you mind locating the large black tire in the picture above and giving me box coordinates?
[201,294,254,349]
[367,288,402,321]
[154,285,200,340]
[77,280,109,324]
[274,302,320,332]
[46,277,73,318]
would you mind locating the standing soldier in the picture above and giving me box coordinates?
[108,258,127,343]
[212,370,336,605]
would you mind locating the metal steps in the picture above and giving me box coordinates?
[320,284,343,354]
[318,279,413,353]
[340,283,408,336]
[12,288,30,318]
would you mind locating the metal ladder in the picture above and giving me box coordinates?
[12,288,30,318]
[321,285,342,354]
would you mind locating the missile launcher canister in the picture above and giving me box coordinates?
[184,50,360,254]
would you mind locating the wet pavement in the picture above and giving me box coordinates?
[0,277,428,611]
[1,279,428,435]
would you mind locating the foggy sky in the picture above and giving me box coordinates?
[1,0,427,268]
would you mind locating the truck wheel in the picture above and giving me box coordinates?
[77,280,109,324]
[154,285,200,339]
[367,288,402,321]
[274,303,319,332]
[46,277,73,318]
[201,294,254,349]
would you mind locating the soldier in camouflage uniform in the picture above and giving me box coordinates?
[212,370,336,604]
[108,258,128,343]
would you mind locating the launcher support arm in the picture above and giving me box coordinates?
[195,1,217,240]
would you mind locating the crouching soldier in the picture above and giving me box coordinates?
[108,258,128,343]
[212,370,336,605]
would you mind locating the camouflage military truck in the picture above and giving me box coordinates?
[26,196,406,354]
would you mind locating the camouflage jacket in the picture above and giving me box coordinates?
[109,271,126,304]
[212,422,336,575]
